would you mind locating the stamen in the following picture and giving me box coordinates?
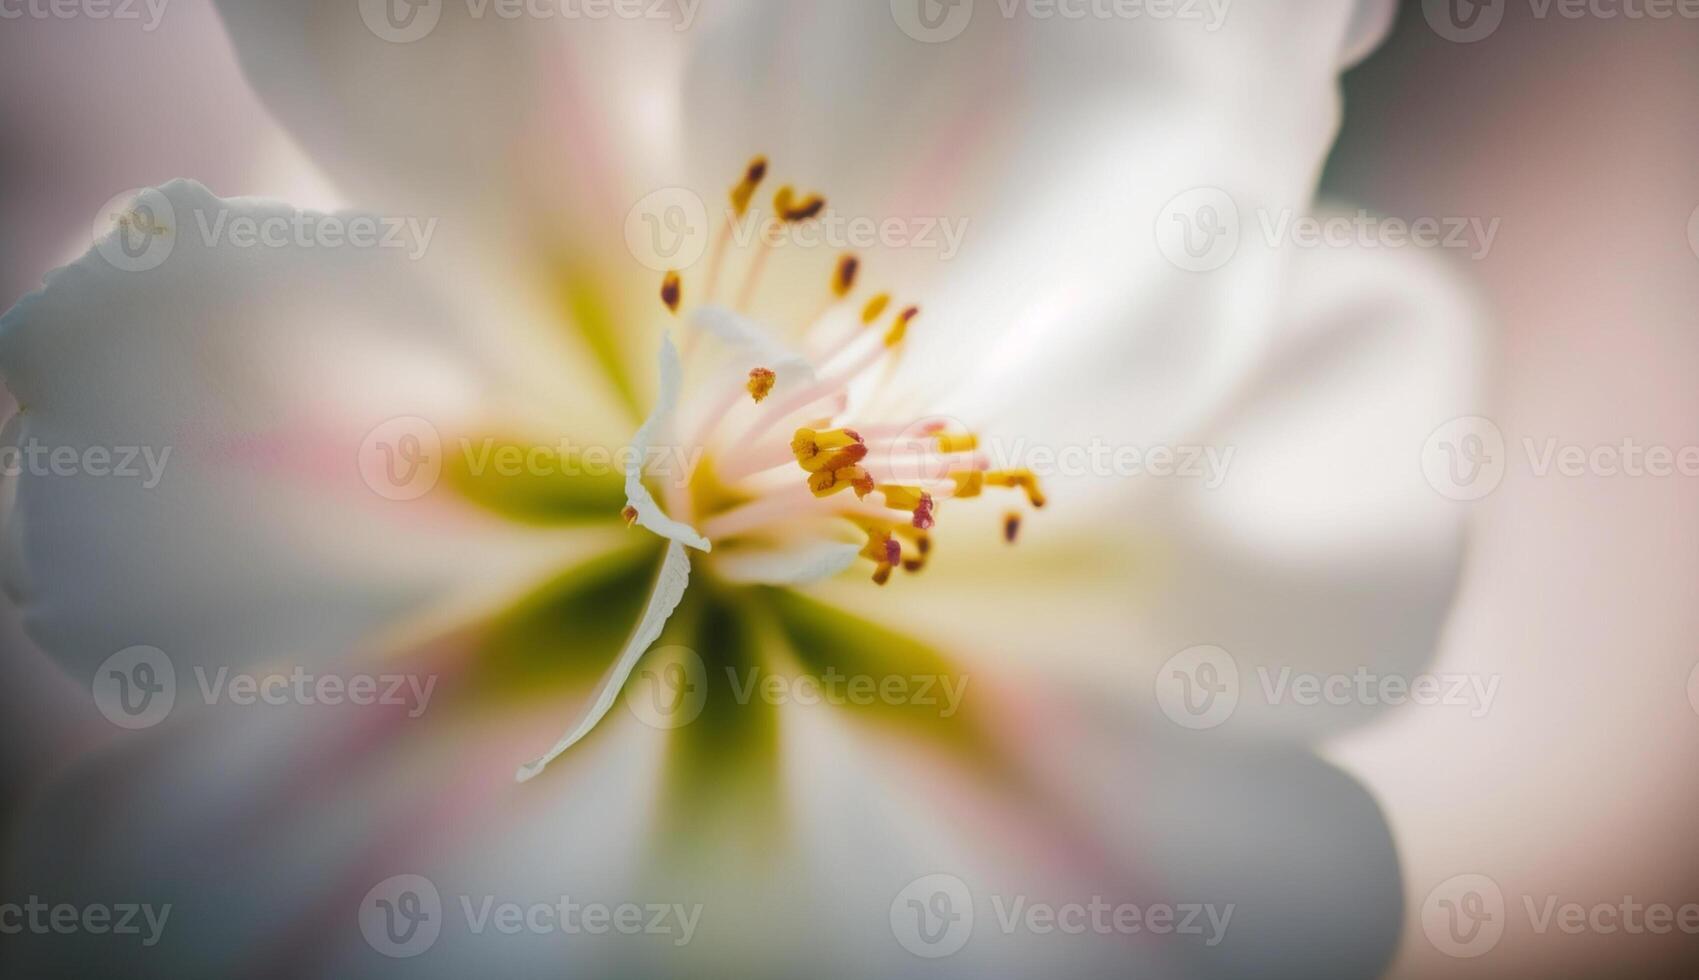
[851,519,902,585]
[884,306,920,348]
[746,367,777,403]
[660,270,682,314]
[934,432,979,454]
[986,469,1047,508]
[792,427,868,472]
[879,484,936,529]
[730,156,769,218]
[861,293,891,325]
[1004,512,1022,543]
[773,186,827,223]
[833,254,860,298]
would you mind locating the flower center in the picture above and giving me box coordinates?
[643,157,1044,586]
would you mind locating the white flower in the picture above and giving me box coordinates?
[0,1,1482,976]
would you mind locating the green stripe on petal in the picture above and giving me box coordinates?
[444,436,627,526]
[463,541,664,700]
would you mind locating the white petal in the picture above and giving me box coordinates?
[1122,235,1486,738]
[0,6,290,307]
[1339,0,1400,69]
[0,181,573,684]
[211,0,701,219]
[623,333,710,551]
[681,2,1385,467]
[515,539,692,782]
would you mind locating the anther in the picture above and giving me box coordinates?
[621,505,639,527]
[884,306,919,348]
[986,470,1047,508]
[746,367,777,403]
[730,156,769,217]
[833,255,860,298]
[774,186,826,223]
[880,485,936,529]
[1004,512,1022,543]
[660,270,681,314]
[861,293,891,325]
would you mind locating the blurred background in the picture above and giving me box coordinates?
[2,2,1697,977]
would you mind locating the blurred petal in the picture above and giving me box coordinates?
[1122,234,1483,738]
[0,1,297,308]
[828,235,1483,741]
[682,1,1383,460]
[0,181,578,684]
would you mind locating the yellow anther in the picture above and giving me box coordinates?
[730,156,769,217]
[854,525,902,585]
[774,186,826,223]
[791,427,868,472]
[746,367,777,403]
[833,255,860,298]
[808,465,874,499]
[884,306,919,348]
[935,432,978,454]
[986,469,1047,509]
[861,293,891,325]
[880,484,936,529]
[950,470,985,499]
[660,270,681,314]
